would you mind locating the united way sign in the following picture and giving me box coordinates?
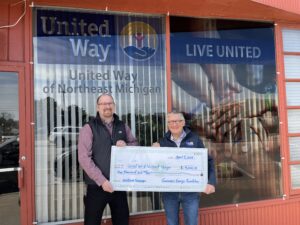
[110,146,208,192]
[34,9,164,65]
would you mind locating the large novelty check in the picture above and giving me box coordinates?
[110,146,208,192]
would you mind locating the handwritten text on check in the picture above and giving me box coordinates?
[110,146,208,192]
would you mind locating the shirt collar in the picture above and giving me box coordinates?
[170,130,186,142]
[101,117,114,127]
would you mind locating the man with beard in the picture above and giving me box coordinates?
[78,94,138,225]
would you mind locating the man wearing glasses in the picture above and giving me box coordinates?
[78,94,138,225]
[153,111,216,225]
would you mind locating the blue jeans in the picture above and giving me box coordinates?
[162,192,200,225]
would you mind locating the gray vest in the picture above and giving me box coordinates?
[83,114,127,185]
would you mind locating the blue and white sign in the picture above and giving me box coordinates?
[35,9,164,65]
[110,146,208,192]
[171,31,275,65]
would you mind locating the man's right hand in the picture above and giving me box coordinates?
[102,180,114,193]
[152,142,160,147]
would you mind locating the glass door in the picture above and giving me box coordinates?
[0,72,21,225]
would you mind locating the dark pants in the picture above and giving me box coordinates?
[84,185,129,225]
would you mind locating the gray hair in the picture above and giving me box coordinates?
[167,111,185,121]
[96,94,115,104]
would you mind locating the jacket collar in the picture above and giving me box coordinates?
[164,126,191,140]
[96,113,119,125]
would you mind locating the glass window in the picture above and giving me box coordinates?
[0,72,20,225]
[291,165,300,189]
[286,82,300,106]
[0,73,19,141]
[33,8,166,223]
[282,29,300,52]
[170,17,281,206]
[284,55,300,79]
[282,28,300,192]
[289,137,300,161]
[288,110,300,133]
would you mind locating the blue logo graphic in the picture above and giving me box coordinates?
[186,141,194,146]
[120,22,158,60]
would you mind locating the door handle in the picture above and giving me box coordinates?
[18,167,24,188]
[0,167,23,188]
[0,167,21,173]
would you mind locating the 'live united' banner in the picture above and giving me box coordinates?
[171,32,275,65]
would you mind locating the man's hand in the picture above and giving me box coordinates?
[152,142,160,147]
[102,180,114,193]
[203,184,215,194]
[116,140,127,147]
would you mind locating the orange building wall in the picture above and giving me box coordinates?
[0,1,25,63]
[71,198,300,225]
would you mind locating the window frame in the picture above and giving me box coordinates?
[276,24,300,196]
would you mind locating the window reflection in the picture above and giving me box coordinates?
[0,72,19,201]
[170,17,281,206]
[33,9,166,222]
[0,72,19,169]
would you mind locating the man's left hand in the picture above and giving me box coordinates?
[203,184,215,194]
[116,140,127,147]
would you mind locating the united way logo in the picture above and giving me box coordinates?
[120,21,158,60]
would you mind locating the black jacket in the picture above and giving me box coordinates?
[83,113,127,185]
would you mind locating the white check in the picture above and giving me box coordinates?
[110,146,208,192]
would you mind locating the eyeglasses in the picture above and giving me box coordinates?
[98,102,115,106]
[167,120,183,125]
